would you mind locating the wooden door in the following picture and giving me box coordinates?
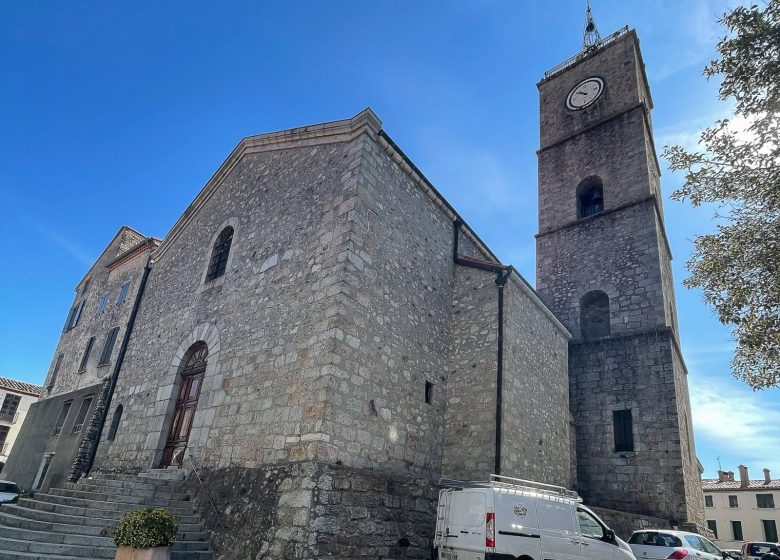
[160,344,207,467]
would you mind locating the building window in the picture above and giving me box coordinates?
[96,293,109,316]
[48,353,64,390]
[731,520,743,541]
[580,291,611,339]
[98,327,120,366]
[728,495,738,508]
[577,177,604,218]
[0,425,9,454]
[206,226,234,282]
[72,397,93,434]
[107,404,123,441]
[613,409,634,452]
[705,495,714,507]
[0,394,21,421]
[116,281,131,305]
[706,520,718,539]
[764,520,778,542]
[757,494,775,508]
[52,401,72,436]
[425,381,433,404]
[78,337,96,372]
[63,300,84,332]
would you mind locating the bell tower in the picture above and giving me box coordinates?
[535,21,705,528]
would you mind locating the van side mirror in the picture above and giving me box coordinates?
[604,529,615,542]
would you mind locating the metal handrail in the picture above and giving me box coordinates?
[543,26,629,79]
[187,456,227,528]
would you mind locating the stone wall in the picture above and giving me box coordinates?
[42,229,150,399]
[536,30,702,528]
[589,505,670,541]
[442,264,498,481]
[95,136,359,472]
[185,461,436,560]
[569,329,689,522]
[3,383,102,492]
[501,275,571,487]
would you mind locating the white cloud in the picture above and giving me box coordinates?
[33,222,93,266]
[690,372,780,475]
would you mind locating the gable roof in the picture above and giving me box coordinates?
[149,108,569,337]
[73,226,153,290]
[702,478,780,491]
[0,376,42,397]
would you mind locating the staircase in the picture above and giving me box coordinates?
[0,471,213,560]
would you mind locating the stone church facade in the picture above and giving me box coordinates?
[6,26,704,559]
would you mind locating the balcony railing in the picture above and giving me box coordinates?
[543,26,630,79]
[0,441,8,455]
[0,411,18,424]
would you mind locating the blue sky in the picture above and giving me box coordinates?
[1,0,777,481]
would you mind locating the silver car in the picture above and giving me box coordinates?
[629,529,727,560]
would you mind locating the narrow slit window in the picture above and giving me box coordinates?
[78,337,96,372]
[98,327,120,366]
[425,381,433,404]
[613,409,634,452]
[206,226,234,282]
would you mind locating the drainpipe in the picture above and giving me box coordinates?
[79,252,153,478]
[452,219,510,475]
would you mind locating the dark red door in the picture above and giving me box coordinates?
[160,344,207,467]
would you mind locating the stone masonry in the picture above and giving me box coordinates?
[535,29,705,527]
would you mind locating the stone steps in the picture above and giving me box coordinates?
[32,492,195,516]
[0,471,213,559]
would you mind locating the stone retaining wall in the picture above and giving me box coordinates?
[186,461,437,559]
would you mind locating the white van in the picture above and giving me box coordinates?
[434,475,636,560]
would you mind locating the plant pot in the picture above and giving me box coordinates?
[115,546,171,560]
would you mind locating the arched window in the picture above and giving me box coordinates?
[580,290,611,339]
[107,404,123,441]
[577,177,604,218]
[206,226,234,282]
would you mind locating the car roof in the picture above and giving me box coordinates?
[631,529,708,538]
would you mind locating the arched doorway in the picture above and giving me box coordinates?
[160,342,208,467]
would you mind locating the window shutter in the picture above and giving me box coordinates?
[99,327,120,365]
[69,300,84,329]
[78,337,96,372]
[117,281,130,305]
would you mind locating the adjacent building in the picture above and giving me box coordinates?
[5,19,706,560]
[704,466,780,549]
[0,377,42,472]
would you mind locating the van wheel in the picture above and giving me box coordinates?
[517,556,535,560]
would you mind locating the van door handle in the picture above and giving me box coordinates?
[460,531,469,534]
[569,539,580,544]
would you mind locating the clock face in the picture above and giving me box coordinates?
[566,77,604,110]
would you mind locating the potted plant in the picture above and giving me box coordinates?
[112,508,178,560]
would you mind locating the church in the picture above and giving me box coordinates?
[5,22,706,560]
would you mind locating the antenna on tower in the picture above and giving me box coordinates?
[583,0,601,51]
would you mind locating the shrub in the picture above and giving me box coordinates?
[113,508,178,548]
